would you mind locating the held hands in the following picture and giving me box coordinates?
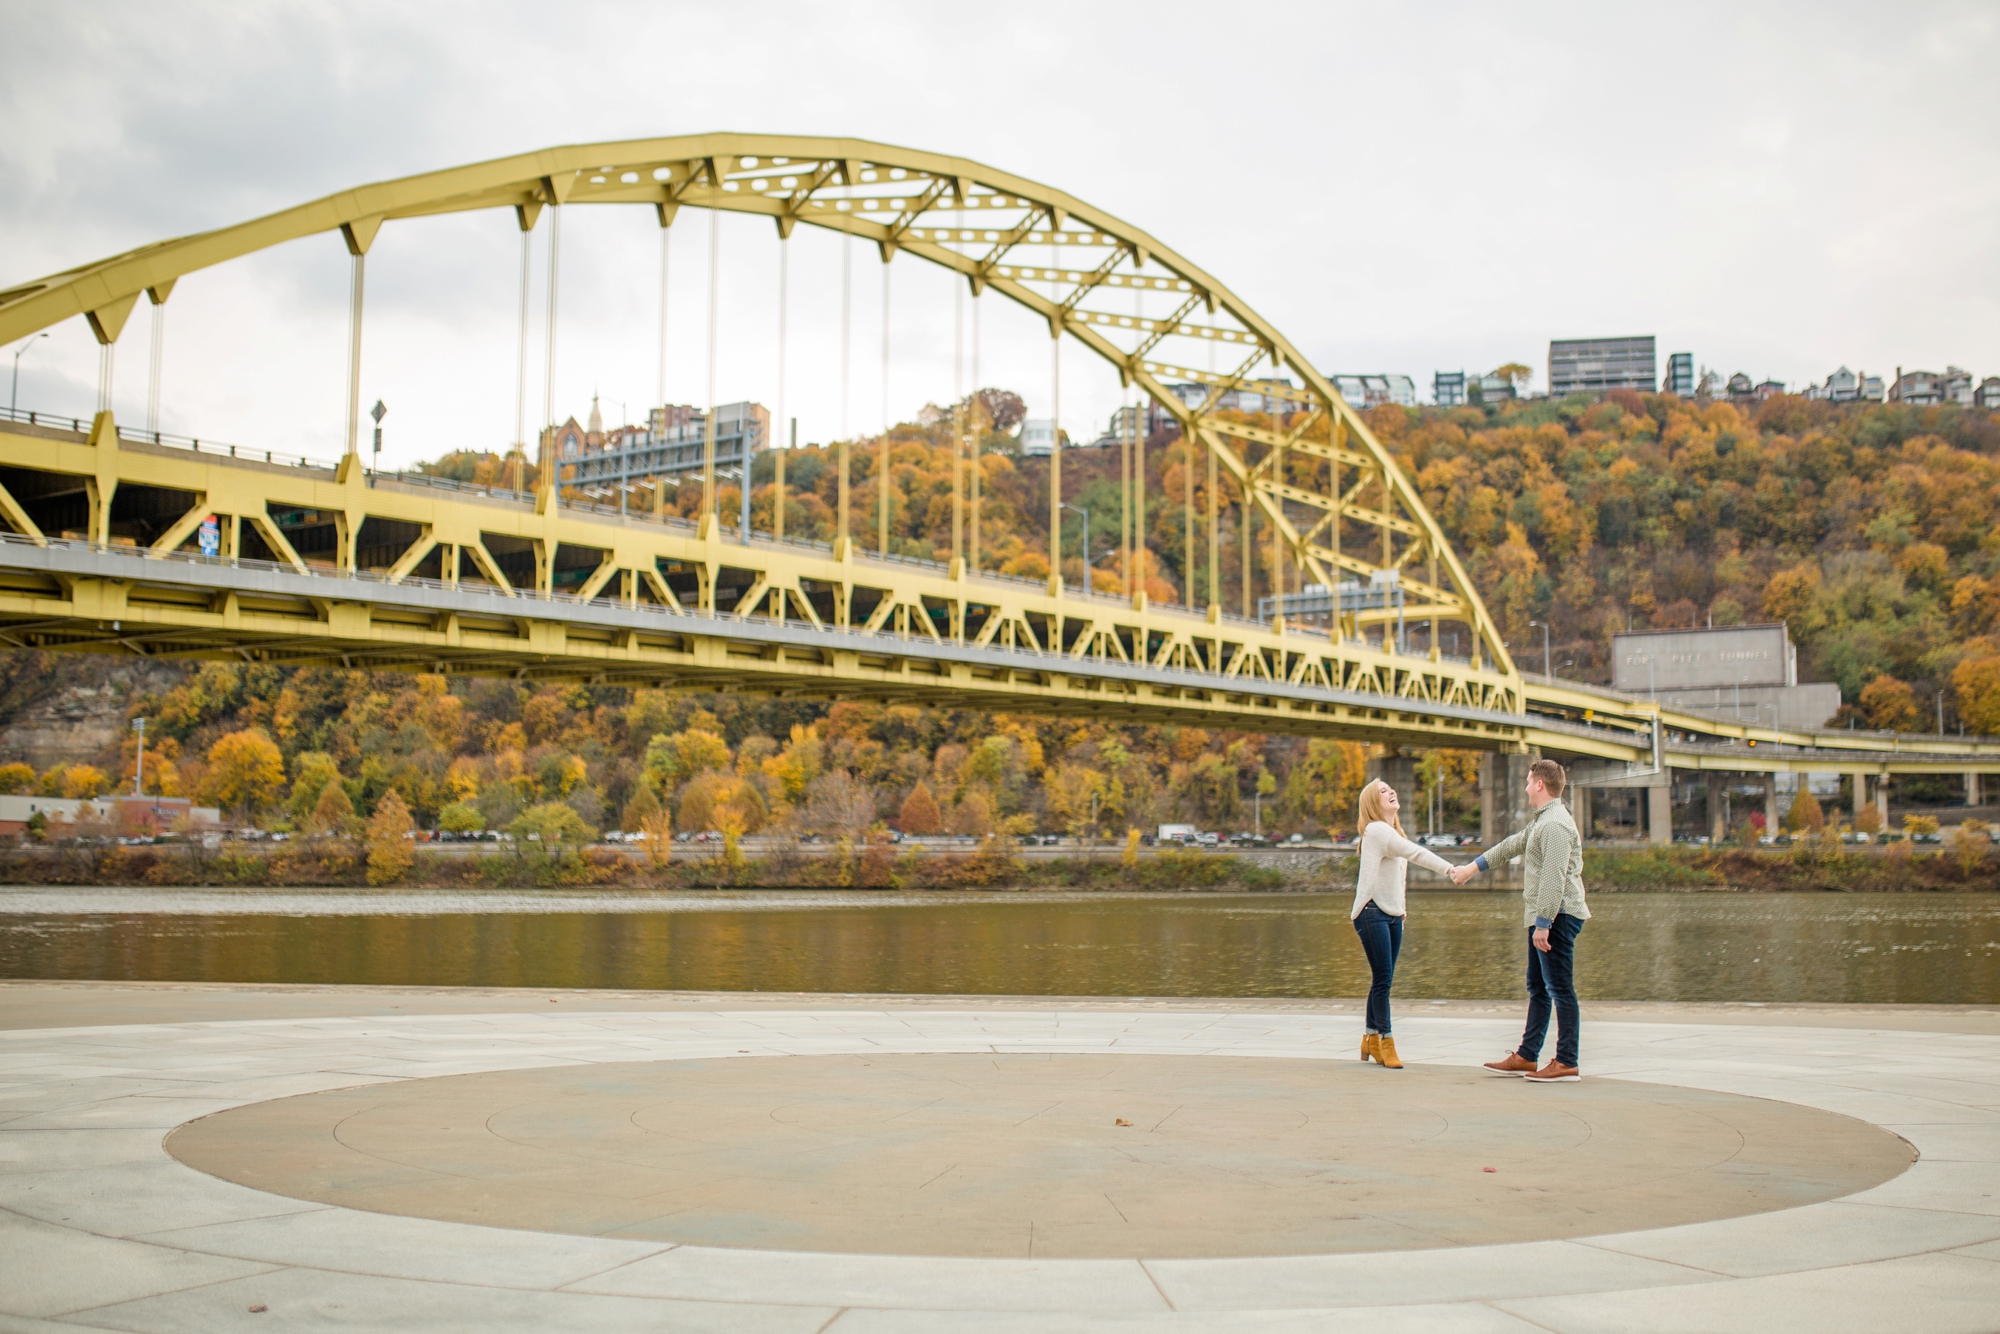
[1448,862,1478,885]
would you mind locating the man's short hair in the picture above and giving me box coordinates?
[1529,758,1567,798]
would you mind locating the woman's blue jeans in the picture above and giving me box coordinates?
[1352,901,1404,1034]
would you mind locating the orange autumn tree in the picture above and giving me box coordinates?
[898,782,942,835]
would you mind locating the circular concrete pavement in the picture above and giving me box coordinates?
[166,1051,1912,1259]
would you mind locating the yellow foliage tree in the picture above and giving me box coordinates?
[1859,674,1920,731]
[200,729,285,823]
[0,762,33,794]
[60,765,112,799]
[1951,818,1991,873]
[1953,655,2000,736]
[1784,786,1825,834]
[365,789,415,885]
[1043,764,1108,840]
[308,780,357,837]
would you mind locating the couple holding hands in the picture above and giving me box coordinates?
[1349,757,1589,1081]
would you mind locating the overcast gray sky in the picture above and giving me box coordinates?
[3,1,1995,468]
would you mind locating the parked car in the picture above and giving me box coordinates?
[1195,832,1220,847]
[1419,833,1461,848]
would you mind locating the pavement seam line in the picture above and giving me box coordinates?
[1137,1258,1178,1310]
[50,1261,290,1320]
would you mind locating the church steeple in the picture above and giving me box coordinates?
[587,392,603,435]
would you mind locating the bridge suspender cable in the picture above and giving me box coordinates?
[888,258,896,556]
[774,231,787,541]
[1207,431,1218,615]
[651,208,671,518]
[1183,413,1193,610]
[541,206,561,514]
[145,290,164,436]
[512,217,531,485]
[952,241,963,578]
[970,285,980,575]
[703,205,719,550]
[1049,319,1062,600]
[668,211,684,412]
[838,235,851,559]
[344,251,364,461]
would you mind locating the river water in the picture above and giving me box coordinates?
[1,889,1995,1005]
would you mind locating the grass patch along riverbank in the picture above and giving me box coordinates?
[0,839,1994,893]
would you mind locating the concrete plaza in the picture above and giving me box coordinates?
[0,983,1996,1331]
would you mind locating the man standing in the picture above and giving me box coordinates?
[1449,758,1590,1082]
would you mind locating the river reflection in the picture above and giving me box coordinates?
[2,891,1997,1004]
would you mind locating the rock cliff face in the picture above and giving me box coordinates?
[0,654,189,771]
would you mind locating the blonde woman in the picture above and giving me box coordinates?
[1351,778,1456,1068]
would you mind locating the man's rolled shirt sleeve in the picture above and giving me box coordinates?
[1477,829,1528,877]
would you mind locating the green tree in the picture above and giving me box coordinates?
[509,801,597,846]
[288,752,343,824]
[438,801,482,834]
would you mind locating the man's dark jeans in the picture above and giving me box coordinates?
[1352,901,1404,1035]
[1518,913,1584,1068]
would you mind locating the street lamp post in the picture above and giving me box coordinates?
[1529,620,1552,678]
[370,400,387,471]
[131,718,147,797]
[10,334,49,415]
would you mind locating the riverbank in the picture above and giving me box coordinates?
[0,841,1997,891]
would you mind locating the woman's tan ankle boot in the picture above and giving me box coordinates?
[1361,1033,1379,1062]
[1376,1035,1404,1068]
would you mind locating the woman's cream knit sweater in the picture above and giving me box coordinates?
[1351,820,1456,919]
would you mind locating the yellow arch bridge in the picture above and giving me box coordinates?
[2,134,1995,838]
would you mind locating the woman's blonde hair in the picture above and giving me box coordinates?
[1357,778,1402,836]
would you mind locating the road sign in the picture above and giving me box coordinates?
[197,516,219,557]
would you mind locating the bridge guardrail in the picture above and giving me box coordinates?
[0,405,342,473]
[0,531,1551,727]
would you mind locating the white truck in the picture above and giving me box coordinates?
[1157,823,1197,843]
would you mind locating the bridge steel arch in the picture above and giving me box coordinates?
[0,134,1513,677]
[19,135,2000,780]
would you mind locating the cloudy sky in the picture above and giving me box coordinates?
[3,1,1995,469]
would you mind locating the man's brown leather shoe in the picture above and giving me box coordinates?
[1483,1052,1537,1074]
[1524,1061,1580,1082]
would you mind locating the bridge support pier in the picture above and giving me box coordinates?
[1969,772,1982,808]
[1707,773,1727,845]
[1647,782,1671,845]
[1479,754,1534,882]
[1763,773,1779,840]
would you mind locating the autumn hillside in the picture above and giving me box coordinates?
[0,387,1994,839]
